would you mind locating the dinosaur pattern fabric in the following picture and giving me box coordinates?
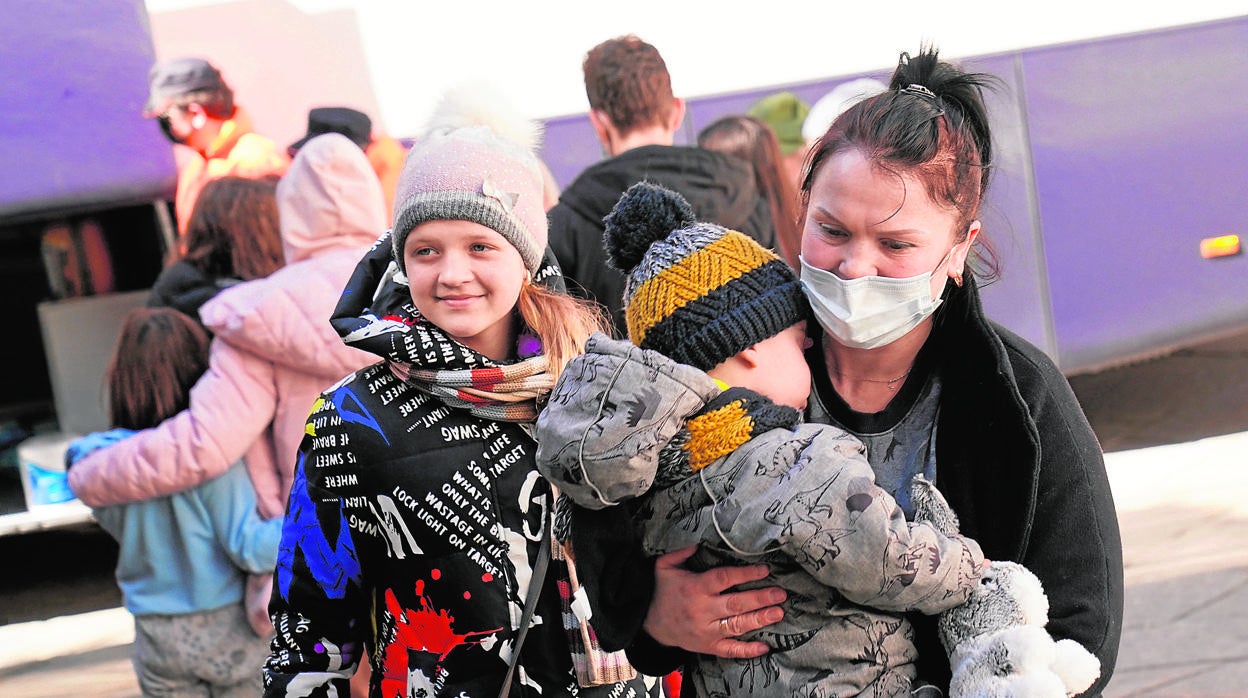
[536,334,986,697]
[263,238,655,698]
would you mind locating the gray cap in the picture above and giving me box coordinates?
[144,57,227,116]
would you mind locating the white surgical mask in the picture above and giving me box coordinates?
[799,248,953,350]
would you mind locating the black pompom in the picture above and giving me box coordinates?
[602,182,697,272]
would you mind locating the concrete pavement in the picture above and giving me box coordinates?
[1096,430,1248,696]
[3,430,1247,697]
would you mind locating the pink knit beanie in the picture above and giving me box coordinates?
[391,125,547,274]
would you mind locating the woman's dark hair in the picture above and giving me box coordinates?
[802,47,1002,280]
[178,175,284,279]
[698,115,802,269]
[107,307,211,430]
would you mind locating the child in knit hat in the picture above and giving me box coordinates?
[264,125,659,698]
[535,182,989,697]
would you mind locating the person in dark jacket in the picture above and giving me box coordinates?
[263,124,656,698]
[588,48,1125,697]
[548,34,770,337]
[147,175,284,327]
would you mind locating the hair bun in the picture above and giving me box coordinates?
[603,181,696,272]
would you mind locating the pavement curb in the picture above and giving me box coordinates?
[0,606,133,671]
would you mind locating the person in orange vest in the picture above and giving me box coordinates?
[288,106,408,219]
[144,57,290,236]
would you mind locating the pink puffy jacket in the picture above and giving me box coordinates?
[68,134,387,518]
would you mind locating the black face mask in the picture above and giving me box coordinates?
[156,115,186,145]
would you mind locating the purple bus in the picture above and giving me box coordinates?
[540,15,1248,452]
[0,4,1243,532]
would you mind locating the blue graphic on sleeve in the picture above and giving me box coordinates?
[331,387,390,446]
[277,453,362,599]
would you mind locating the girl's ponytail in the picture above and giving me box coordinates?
[517,282,609,379]
[889,46,997,203]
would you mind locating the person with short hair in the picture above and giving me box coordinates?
[548,35,769,337]
[144,57,289,233]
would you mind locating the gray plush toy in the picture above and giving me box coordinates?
[911,475,1102,697]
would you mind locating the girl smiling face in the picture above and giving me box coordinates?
[403,219,528,361]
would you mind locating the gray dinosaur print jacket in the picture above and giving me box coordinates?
[536,334,986,697]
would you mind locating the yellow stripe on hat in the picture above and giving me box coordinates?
[628,231,779,345]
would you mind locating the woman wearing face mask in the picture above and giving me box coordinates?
[613,47,1124,696]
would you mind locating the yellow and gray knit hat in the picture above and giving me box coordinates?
[604,181,809,371]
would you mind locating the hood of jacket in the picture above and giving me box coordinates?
[198,133,386,377]
[147,260,240,321]
[559,144,762,235]
[534,333,721,509]
[276,132,387,264]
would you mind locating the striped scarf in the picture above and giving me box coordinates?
[389,354,554,423]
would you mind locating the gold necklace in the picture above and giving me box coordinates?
[831,367,912,390]
[820,334,915,391]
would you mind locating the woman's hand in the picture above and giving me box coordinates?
[642,545,785,659]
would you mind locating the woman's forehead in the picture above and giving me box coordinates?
[812,154,954,226]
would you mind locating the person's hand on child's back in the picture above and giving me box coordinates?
[644,545,785,658]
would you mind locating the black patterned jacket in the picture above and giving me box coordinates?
[263,235,655,698]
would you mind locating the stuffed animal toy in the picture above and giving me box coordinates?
[911,475,1102,697]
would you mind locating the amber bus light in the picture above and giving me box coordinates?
[1200,234,1241,259]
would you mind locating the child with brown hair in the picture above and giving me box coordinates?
[66,307,281,697]
[148,174,285,324]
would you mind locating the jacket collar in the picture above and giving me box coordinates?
[932,277,1041,561]
[203,107,254,160]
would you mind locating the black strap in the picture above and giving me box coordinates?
[499,530,551,698]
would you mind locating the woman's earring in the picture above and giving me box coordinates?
[951,269,964,287]
[191,110,206,130]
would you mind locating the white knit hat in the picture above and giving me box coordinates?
[802,77,889,142]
